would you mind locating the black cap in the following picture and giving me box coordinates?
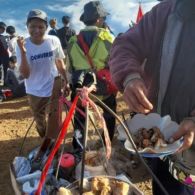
[27,9,47,23]
[6,26,16,34]
[80,1,109,23]
[0,22,6,29]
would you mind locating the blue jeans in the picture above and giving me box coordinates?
[151,158,194,195]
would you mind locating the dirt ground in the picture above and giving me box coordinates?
[0,95,152,194]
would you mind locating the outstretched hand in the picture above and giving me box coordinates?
[170,119,195,153]
[123,79,153,113]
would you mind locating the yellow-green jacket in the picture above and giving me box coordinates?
[68,26,114,72]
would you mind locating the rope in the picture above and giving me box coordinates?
[78,86,111,159]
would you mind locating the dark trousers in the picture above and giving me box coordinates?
[5,70,26,97]
[71,93,116,150]
[151,158,194,195]
[13,82,26,97]
[0,56,9,84]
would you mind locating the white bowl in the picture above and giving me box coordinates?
[117,113,182,157]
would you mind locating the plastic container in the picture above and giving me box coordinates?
[75,151,110,179]
[58,153,75,181]
[60,153,75,168]
[67,175,144,195]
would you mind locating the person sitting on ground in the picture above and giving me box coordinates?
[5,56,26,97]
[48,18,58,37]
[6,25,18,57]
[57,15,75,52]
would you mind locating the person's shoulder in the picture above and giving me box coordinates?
[7,68,14,74]
[45,34,63,48]
[45,34,59,41]
[152,0,174,13]
[69,34,77,43]
[57,27,65,33]
[141,0,174,25]
[0,34,8,42]
[97,28,114,43]
[68,27,75,33]
[48,29,53,33]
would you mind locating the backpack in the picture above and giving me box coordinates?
[57,27,75,49]
[76,33,118,96]
[0,35,9,56]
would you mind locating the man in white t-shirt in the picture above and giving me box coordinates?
[17,10,69,155]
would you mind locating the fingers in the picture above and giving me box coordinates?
[134,87,153,110]
[17,36,24,43]
[123,92,150,113]
[170,120,195,153]
[17,36,26,53]
[172,120,195,140]
[123,93,137,112]
[171,127,187,142]
[177,130,194,153]
[123,79,153,114]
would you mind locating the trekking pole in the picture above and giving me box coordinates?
[89,93,169,195]
[79,102,89,195]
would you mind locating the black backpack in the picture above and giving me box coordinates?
[57,27,75,50]
[0,35,9,56]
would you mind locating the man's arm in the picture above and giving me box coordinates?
[109,1,172,91]
[17,37,30,78]
[55,58,68,83]
[109,1,172,113]
[55,58,70,96]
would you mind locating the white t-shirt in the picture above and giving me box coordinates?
[8,36,17,57]
[16,35,65,97]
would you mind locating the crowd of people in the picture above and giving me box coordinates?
[0,10,76,99]
[1,0,195,194]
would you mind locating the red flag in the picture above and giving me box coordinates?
[136,3,143,23]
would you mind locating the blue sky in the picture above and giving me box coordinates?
[0,0,159,37]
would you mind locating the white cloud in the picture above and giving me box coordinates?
[46,1,88,33]
[2,1,159,37]
[47,0,159,34]
[2,18,28,37]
